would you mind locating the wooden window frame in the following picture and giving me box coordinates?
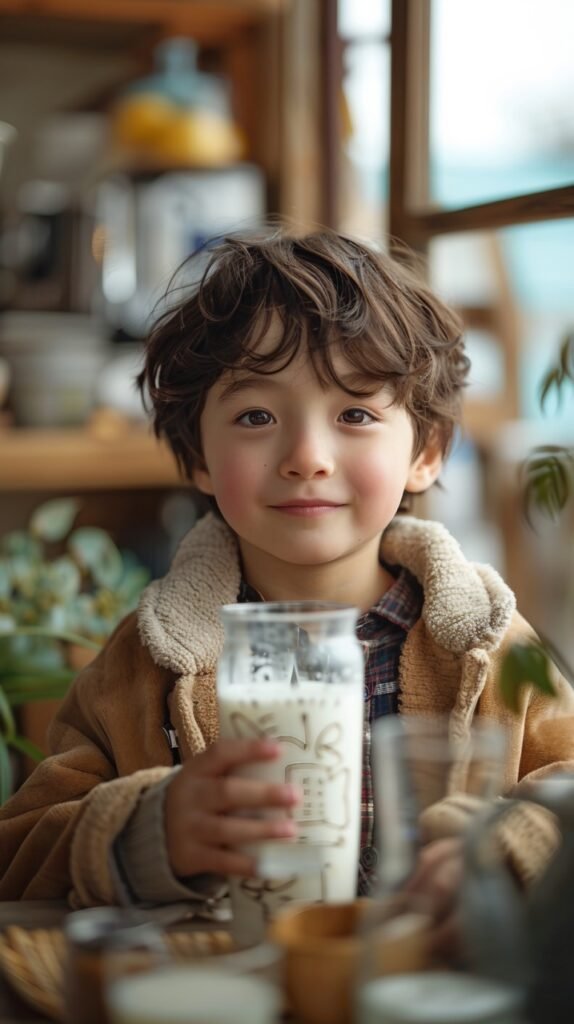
[387,0,574,440]
[321,1,391,228]
[389,0,574,254]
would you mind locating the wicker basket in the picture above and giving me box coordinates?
[0,925,234,1021]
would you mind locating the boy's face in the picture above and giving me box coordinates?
[193,326,443,585]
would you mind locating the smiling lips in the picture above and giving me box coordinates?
[270,500,344,517]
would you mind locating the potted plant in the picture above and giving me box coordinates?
[467,332,574,1021]
[0,498,150,802]
[499,331,574,709]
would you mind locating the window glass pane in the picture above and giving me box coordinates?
[426,221,574,633]
[428,0,574,208]
[338,0,390,38]
[429,219,574,423]
[503,220,574,421]
[340,42,390,238]
[463,330,506,402]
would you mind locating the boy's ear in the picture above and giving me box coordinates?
[405,432,444,494]
[191,462,215,496]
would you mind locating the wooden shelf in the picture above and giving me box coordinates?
[0,0,285,45]
[0,427,183,491]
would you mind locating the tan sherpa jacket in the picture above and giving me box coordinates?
[1,513,574,906]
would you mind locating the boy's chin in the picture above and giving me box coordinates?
[247,540,369,568]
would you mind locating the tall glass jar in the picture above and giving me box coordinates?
[217,601,364,945]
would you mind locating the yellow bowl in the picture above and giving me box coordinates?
[269,900,370,1024]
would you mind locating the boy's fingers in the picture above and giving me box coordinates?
[196,812,297,847]
[405,838,463,893]
[170,814,296,879]
[191,738,280,777]
[199,776,300,813]
[427,911,462,960]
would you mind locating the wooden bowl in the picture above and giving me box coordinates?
[269,898,432,1024]
[269,901,370,1024]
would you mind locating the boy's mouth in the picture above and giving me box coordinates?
[270,500,344,517]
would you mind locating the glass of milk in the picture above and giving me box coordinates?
[217,601,365,945]
[107,965,280,1024]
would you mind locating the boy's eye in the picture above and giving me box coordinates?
[235,409,275,427]
[339,408,377,425]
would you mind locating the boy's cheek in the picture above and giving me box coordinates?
[349,455,407,500]
[210,460,261,517]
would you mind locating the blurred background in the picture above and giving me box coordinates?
[0,0,573,647]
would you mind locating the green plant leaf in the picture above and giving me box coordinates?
[30,498,80,542]
[0,634,66,672]
[6,685,73,705]
[1,531,42,560]
[0,560,10,599]
[0,734,12,804]
[68,528,123,588]
[2,669,75,703]
[535,631,574,688]
[499,641,556,713]
[522,446,573,527]
[117,566,150,606]
[5,555,37,595]
[0,625,100,649]
[539,367,563,411]
[0,686,16,739]
[558,331,574,380]
[540,332,574,410]
[7,735,45,763]
[38,557,81,603]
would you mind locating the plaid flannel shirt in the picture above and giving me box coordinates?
[356,565,423,892]
[239,564,423,896]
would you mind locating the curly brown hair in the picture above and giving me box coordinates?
[137,229,469,482]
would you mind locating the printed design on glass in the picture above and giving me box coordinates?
[219,613,363,924]
[238,866,332,923]
[228,708,351,839]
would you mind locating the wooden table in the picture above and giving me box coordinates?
[0,901,231,1024]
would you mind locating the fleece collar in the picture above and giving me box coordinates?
[137,513,515,675]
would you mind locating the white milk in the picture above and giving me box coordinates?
[357,972,525,1024]
[107,966,280,1024]
[218,680,364,943]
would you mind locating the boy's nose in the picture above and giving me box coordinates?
[278,432,335,479]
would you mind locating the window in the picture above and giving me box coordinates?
[428,0,574,210]
[336,0,391,237]
[383,0,574,605]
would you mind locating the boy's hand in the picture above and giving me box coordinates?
[404,837,465,960]
[164,739,299,880]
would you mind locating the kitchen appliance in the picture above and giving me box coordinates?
[94,164,265,338]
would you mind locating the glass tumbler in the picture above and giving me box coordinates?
[217,601,365,945]
[371,715,508,893]
[354,714,509,1009]
[64,908,168,1024]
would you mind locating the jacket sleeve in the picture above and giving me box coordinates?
[480,609,574,788]
[485,615,574,884]
[421,613,574,887]
[516,657,574,783]
[0,617,173,905]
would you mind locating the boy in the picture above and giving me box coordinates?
[1,229,573,912]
